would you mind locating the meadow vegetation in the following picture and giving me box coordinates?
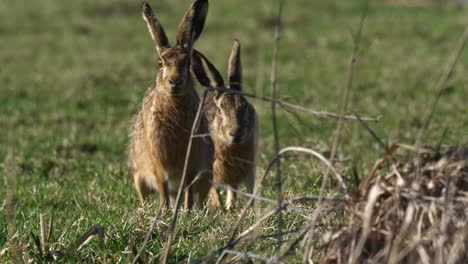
[1,0,467,262]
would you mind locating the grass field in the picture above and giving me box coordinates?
[1,0,468,262]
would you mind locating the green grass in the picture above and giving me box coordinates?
[1,0,467,262]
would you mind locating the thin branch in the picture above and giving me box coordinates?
[303,6,368,262]
[270,0,284,248]
[205,86,381,122]
[204,145,347,263]
[288,195,348,203]
[222,249,272,262]
[210,180,338,214]
[414,24,468,172]
[265,147,348,193]
[161,90,209,264]
[223,208,279,254]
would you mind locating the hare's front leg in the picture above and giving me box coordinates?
[226,185,237,210]
[155,170,170,209]
[210,185,222,208]
[184,186,193,210]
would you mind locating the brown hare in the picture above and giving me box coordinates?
[129,0,212,210]
[192,40,259,210]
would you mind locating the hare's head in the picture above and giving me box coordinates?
[193,40,255,144]
[142,0,208,96]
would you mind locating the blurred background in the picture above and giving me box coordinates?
[1,0,467,261]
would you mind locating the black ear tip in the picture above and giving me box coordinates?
[195,0,209,5]
[141,1,153,16]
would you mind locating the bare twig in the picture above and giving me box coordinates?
[414,25,468,170]
[222,249,272,262]
[161,90,209,264]
[200,158,283,264]
[288,195,348,203]
[220,208,279,258]
[210,180,337,214]
[270,0,284,248]
[303,6,367,262]
[205,145,346,264]
[205,86,381,122]
[355,113,388,151]
[265,147,348,193]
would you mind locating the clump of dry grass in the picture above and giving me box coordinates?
[321,144,468,263]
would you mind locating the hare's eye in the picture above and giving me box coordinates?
[158,59,163,67]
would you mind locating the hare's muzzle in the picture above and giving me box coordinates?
[168,78,183,93]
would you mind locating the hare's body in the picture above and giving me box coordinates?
[193,41,258,209]
[129,0,211,209]
[130,86,211,206]
[209,93,258,209]
[211,106,258,202]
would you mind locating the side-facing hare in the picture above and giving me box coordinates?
[192,40,259,210]
[129,0,212,209]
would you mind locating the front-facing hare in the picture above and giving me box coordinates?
[192,40,259,210]
[129,0,212,209]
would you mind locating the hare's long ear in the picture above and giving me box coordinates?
[176,0,208,51]
[142,1,170,55]
[228,40,242,91]
[192,50,224,90]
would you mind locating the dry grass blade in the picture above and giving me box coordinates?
[321,146,468,263]
[277,147,348,193]
[161,90,208,264]
[211,208,278,264]
[446,221,468,264]
[71,224,105,250]
[349,184,384,264]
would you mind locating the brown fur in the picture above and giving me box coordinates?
[209,95,258,209]
[129,0,212,209]
[192,40,258,209]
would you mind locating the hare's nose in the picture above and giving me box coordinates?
[169,78,183,87]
